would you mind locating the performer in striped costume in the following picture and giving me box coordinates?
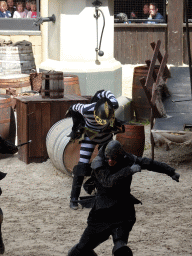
[68,90,120,210]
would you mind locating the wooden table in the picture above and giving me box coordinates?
[16,94,89,164]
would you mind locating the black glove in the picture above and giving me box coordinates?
[171,172,180,182]
[130,164,141,174]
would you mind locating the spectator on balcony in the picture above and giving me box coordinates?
[27,1,37,18]
[13,2,27,18]
[24,0,31,15]
[7,0,16,17]
[142,3,149,19]
[147,2,165,24]
[129,9,140,23]
[0,1,12,18]
[130,10,138,19]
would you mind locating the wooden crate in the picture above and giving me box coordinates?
[16,94,89,164]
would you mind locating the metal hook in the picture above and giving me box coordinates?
[94,7,105,63]
[33,14,56,26]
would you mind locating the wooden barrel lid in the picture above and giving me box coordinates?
[0,74,30,88]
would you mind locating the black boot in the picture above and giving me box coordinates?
[70,164,91,210]
[0,231,4,255]
[68,244,82,256]
[70,175,84,210]
[0,209,4,254]
[89,250,98,256]
[112,241,133,256]
[70,198,79,210]
[68,244,98,256]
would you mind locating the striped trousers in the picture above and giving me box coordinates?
[79,136,97,164]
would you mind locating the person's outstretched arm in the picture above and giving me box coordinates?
[136,157,180,182]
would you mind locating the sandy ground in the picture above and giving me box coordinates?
[0,124,192,256]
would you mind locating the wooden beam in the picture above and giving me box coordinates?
[156,52,168,85]
[145,60,157,81]
[167,0,183,65]
[151,82,157,106]
[145,40,161,90]
[150,42,171,78]
[139,77,153,108]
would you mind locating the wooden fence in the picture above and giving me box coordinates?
[114,23,192,65]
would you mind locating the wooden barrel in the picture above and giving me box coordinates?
[0,74,32,109]
[0,74,31,92]
[0,95,16,144]
[116,124,145,157]
[132,65,159,121]
[46,118,98,176]
[63,75,81,96]
[41,71,64,99]
[0,45,36,75]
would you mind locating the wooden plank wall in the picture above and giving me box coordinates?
[167,0,183,65]
[114,24,167,64]
[183,26,192,64]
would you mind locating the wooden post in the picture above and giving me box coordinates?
[167,0,183,65]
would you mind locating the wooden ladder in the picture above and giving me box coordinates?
[139,39,170,159]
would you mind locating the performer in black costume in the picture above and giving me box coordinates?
[0,135,18,254]
[0,135,18,155]
[0,172,6,255]
[66,90,124,210]
[68,140,180,256]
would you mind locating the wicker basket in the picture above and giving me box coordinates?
[30,72,42,92]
